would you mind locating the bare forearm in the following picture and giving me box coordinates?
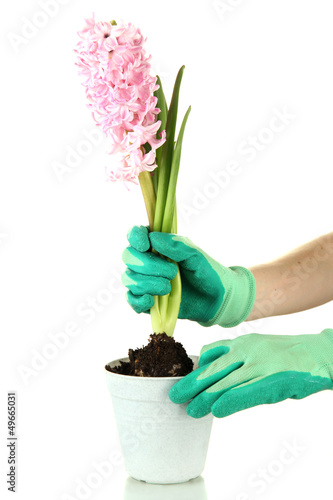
[247,232,333,320]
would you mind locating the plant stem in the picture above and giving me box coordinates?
[165,267,182,336]
[139,171,163,333]
[172,200,177,233]
[150,296,163,334]
[138,171,155,230]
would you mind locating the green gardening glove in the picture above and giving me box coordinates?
[122,225,256,327]
[169,329,333,418]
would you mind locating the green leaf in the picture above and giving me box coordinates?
[154,75,168,166]
[153,76,168,196]
[162,105,191,233]
[154,66,185,231]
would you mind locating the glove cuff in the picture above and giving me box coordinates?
[318,329,333,381]
[199,266,256,328]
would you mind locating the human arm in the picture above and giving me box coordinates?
[247,231,333,320]
[121,227,333,327]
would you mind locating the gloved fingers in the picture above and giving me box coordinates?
[199,343,231,367]
[211,373,293,418]
[196,348,243,381]
[169,365,212,404]
[126,291,154,313]
[127,225,150,252]
[149,232,203,270]
[204,364,251,396]
[122,246,178,279]
[122,269,172,296]
[169,359,242,405]
[186,366,250,418]
[186,390,223,418]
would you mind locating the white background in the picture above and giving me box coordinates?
[1,0,333,499]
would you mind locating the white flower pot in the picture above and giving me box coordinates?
[105,355,214,484]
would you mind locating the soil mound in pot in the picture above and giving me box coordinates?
[106,333,193,377]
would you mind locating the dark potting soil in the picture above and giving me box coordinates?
[106,333,194,377]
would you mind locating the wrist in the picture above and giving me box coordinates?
[199,266,256,328]
[317,329,333,380]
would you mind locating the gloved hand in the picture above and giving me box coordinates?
[169,329,333,418]
[121,225,256,327]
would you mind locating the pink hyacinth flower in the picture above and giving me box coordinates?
[75,16,166,184]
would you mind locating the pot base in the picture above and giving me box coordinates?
[130,472,200,485]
